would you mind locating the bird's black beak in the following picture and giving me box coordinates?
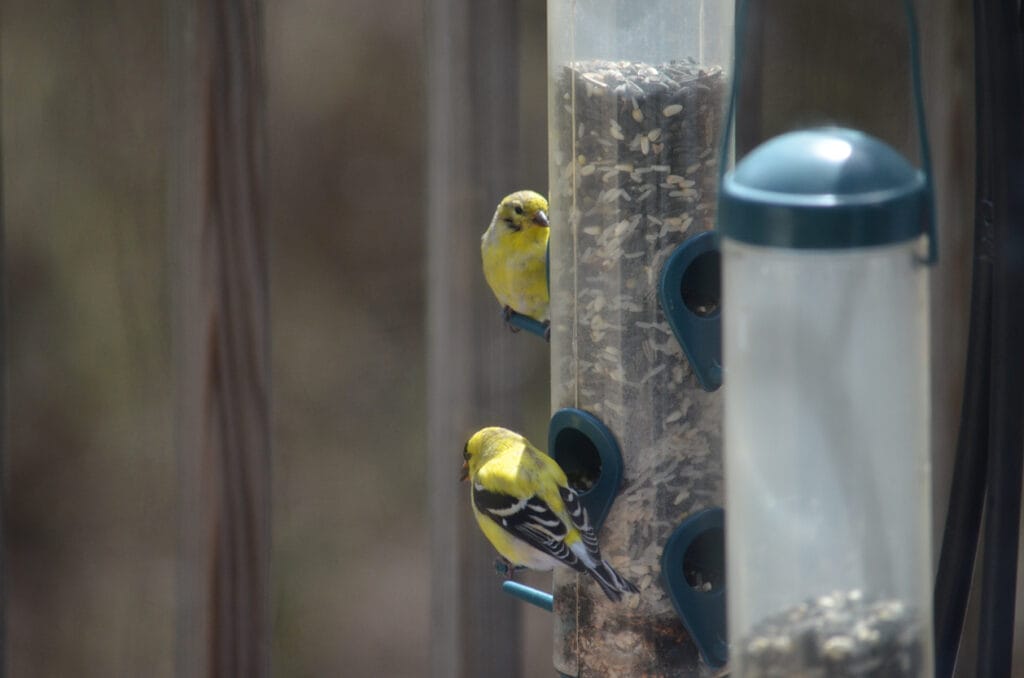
[533,210,549,227]
[460,460,469,482]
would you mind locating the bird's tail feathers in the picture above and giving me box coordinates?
[589,560,639,603]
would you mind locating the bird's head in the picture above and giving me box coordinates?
[461,426,522,481]
[494,190,549,234]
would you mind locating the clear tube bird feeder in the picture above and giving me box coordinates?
[547,1,732,674]
[717,3,935,675]
[721,129,934,678]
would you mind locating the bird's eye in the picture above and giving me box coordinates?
[514,205,524,215]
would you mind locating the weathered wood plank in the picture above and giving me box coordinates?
[170,2,270,677]
[426,1,552,676]
[0,23,7,678]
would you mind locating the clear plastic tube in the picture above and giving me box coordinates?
[723,239,933,677]
[547,1,731,674]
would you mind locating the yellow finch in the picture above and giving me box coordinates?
[461,426,638,602]
[481,191,550,329]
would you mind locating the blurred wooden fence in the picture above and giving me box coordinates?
[425,0,549,676]
[169,2,270,677]
[0,24,7,678]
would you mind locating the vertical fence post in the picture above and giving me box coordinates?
[426,1,547,676]
[0,27,7,678]
[169,2,270,677]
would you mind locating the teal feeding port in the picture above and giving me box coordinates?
[548,408,623,533]
[662,507,727,668]
[659,231,722,391]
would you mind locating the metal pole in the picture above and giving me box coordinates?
[974,0,1024,673]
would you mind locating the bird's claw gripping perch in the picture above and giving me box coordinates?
[494,557,525,580]
[502,306,522,333]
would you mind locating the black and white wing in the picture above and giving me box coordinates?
[471,483,588,573]
[558,485,639,602]
[558,485,603,564]
[473,481,638,601]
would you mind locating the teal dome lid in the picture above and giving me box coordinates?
[719,127,927,249]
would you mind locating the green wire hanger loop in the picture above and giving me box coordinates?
[719,0,937,264]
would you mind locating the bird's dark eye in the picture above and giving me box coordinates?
[514,205,524,215]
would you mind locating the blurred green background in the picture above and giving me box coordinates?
[1,0,553,675]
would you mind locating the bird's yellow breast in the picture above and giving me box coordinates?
[481,225,550,321]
